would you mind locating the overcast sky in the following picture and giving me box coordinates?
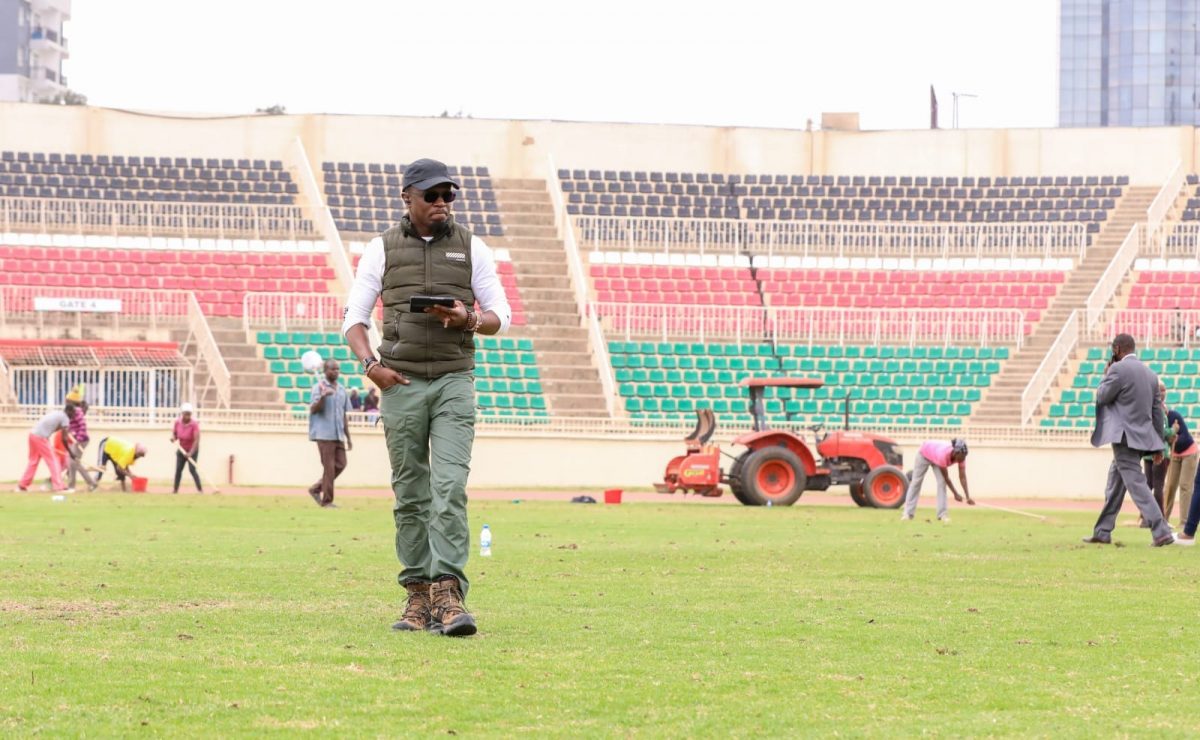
[64,0,1060,131]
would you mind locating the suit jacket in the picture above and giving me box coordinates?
[1090,354,1164,452]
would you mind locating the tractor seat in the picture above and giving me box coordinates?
[684,408,716,451]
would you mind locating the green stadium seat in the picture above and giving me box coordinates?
[273,332,290,344]
[277,376,294,389]
[281,347,298,360]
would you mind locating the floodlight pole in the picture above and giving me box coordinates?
[951,92,979,129]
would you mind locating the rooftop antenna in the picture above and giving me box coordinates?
[951,92,979,129]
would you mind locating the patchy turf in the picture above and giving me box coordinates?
[0,492,1194,735]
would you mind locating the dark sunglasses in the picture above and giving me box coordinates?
[421,189,457,204]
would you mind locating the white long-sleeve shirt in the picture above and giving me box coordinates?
[341,234,513,338]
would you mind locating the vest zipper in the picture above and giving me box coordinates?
[425,236,434,380]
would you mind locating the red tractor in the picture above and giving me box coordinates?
[654,377,909,508]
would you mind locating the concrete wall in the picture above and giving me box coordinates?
[0,103,1195,185]
[0,423,1115,500]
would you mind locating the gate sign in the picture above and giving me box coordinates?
[34,297,123,313]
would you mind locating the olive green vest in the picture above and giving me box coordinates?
[377,216,476,378]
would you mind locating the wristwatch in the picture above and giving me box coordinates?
[360,356,379,374]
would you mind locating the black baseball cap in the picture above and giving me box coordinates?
[402,158,460,191]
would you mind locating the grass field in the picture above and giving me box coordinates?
[2,491,1196,736]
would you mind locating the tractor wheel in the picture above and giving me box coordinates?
[727,451,754,505]
[863,465,909,509]
[849,481,870,507]
[738,447,807,507]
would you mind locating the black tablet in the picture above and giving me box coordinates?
[409,295,457,311]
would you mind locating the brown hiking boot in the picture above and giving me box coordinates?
[391,581,432,632]
[429,576,477,637]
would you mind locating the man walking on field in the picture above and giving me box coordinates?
[1084,333,1175,546]
[307,359,352,509]
[343,158,511,637]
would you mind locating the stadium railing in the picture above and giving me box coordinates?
[0,285,190,332]
[549,156,616,416]
[288,137,379,349]
[242,292,345,333]
[0,404,1094,445]
[1021,310,1079,425]
[1092,308,1200,349]
[592,303,1026,349]
[1,338,191,405]
[0,356,12,405]
[1157,223,1200,259]
[0,285,231,408]
[1146,160,1185,251]
[0,198,316,240]
[1086,224,1145,328]
[186,292,231,409]
[573,217,1089,260]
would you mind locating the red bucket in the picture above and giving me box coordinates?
[130,476,148,493]
[603,488,622,504]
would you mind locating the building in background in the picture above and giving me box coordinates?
[0,0,71,103]
[1060,0,1200,127]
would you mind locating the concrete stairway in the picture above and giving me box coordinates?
[489,178,609,417]
[174,317,284,410]
[970,185,1159,424]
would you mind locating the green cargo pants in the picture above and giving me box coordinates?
[380,370,476,598]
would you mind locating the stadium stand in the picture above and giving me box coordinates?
[0,242,336,317]
[1182,174,1200,220]
[558,169,1125,233]
[323,161,503,239]
[1126,269,1200,309]
[1042,346,1200,429]
[585,257,1063,335]
[0,150,299,204]
[611,341,1004,426]
[255,331,547,417]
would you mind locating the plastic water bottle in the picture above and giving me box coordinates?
[479,524,492,557]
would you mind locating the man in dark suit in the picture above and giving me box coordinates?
[1085,333,1175,546]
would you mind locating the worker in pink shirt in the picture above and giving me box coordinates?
[17,404,76,492]
[901,438,973,523]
